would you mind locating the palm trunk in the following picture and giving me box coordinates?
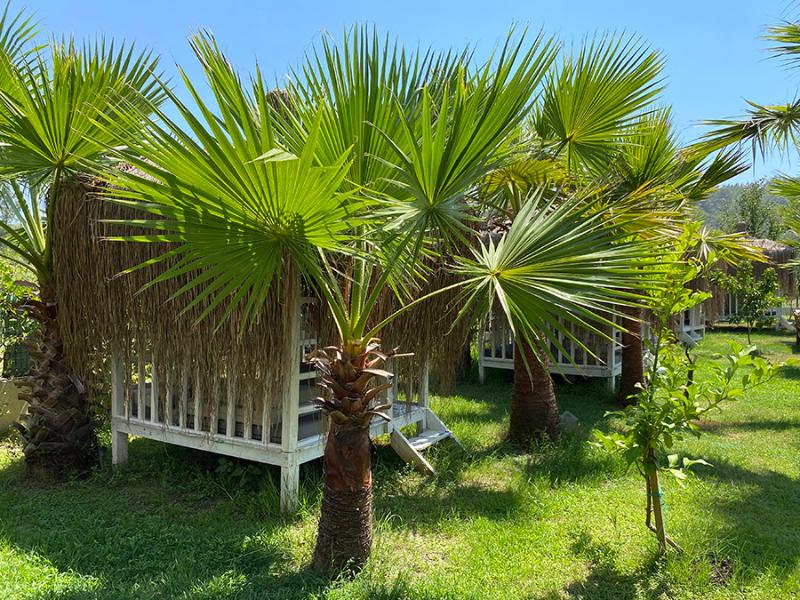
[13,283,98,479]
[509,335,559,446]
[312,421,373,575]
[309,340,392,576]
[618,306,644,405]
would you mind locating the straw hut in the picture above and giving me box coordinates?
[52,173,460,511]
[478,309,623,390]
[705,236,797,326]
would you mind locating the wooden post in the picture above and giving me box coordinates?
[648,470,668,553]
[111,351,128,466]
[179,360,189,429]
[500,317,506,360]
[193,367,202,431]
[405,365,414,406]
[492,315,499,359]
[262,388,272,445]
[477,327,486,384]
[384,358,396,436]
[243,375,253,440]
[386,357,397,405]
[418,351,430,434]
[226,372,237,438]
[137,351,146,421]
[606,327,616,393]
[419,352,430,410]
[151,353,159,424]
[164,363,174,428]
[210,378,220,435]
[280,276,302,514]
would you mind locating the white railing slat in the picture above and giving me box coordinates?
[193,367,202,431]
[151,353,159,424]
[137,352,146,420]
[226,373,236,438]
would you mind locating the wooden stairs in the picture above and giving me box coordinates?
[389,407,463,475]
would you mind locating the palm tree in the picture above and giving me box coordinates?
[0,17,163,476]
[96,30,660,575]
[480,35,665,443]
[608,110,747,404]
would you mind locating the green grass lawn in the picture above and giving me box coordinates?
[1,329,799,599]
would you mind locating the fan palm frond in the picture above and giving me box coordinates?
[535,34,664,171]
[698,99,800,158]
[0,36,164,184]
[446,186,662,363]
[0,177,48,280]
[765,20,800,67]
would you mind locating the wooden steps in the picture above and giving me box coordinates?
[388,407,462,475]
[407,429,451,451]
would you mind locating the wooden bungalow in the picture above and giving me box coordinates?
[53,175,463,512]
[478,295,706,390]
[707,237,797,328]
[478,310,623,391]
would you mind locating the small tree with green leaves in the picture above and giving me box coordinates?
[593,227,777,554]
[711,262,779,344]
[720,181,783,239]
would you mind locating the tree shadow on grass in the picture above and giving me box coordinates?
[698,418,800,434]
[372,476,529,528]
[778,340,800,356]
[0,430,537,599]
[426,376,627,493]
[535,531,666,600]
[695,455,800,586]
[0,438,330,600]
[23,566,328,600]
[775,363,800,380]
[438,376,619,446]
[521,431,627,487]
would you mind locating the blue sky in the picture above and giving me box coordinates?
[29,0,800,182]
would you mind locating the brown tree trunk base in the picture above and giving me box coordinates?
[509,336,559,447]
[312,422,373,576]
[618,306,644,405]
[645,470,682,554]
[14,284,98,480]
[313,484,373,576]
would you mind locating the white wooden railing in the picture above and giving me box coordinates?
[478,311,622,390]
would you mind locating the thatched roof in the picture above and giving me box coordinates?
[53,169,472,402]
[53,172,296,411]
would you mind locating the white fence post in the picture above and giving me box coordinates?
[606,324,617,393]
[111,351,128,466]
[477,326,486,384]
[151,353,159,424]
[280,277,301,513]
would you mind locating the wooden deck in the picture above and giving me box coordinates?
[109,293,452,512]
[478,310,622,391]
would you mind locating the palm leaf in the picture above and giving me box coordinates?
[765,20,800,67]
[0,177,49,280]
[0,36,164,183]
[697,99,800,158]
[535,34,664,172]
[450,187,662,362]
[97,32,360,334]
